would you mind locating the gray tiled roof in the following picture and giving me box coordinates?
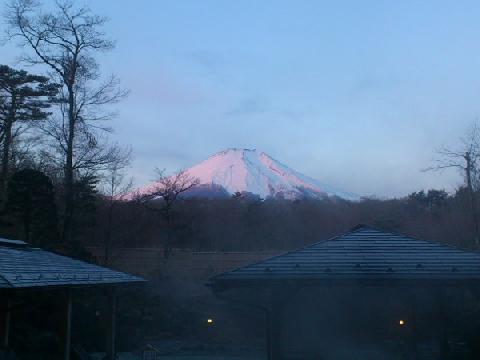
[212,225,480,285]
[0,239,145,289]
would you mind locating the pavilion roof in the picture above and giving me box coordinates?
[0,238,144,289]
[212,225,480,287]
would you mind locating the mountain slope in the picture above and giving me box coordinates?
[138,148,358,201]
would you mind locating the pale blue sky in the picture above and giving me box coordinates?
[3,0,480,197]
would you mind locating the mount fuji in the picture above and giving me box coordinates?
[137,148,358,201]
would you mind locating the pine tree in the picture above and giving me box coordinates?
[72,175,98,233]
[6,169,59,247]
[0,65,58,198]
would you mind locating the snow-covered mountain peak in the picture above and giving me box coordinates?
[136,149,358,201]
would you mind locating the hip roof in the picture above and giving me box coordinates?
[211,225,480,286]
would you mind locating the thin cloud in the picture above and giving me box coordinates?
[226,97,270,117]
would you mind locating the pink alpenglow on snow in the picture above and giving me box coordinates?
[135,149,359,201]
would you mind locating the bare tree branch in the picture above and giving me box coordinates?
[134,169,199,259]
[425,121,480,247]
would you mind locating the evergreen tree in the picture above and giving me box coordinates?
[72,175,98,233]
[66,175,98,258]
[0,65,58,197]
[6,169,59,247]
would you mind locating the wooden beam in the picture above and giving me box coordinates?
[268,287,289,360]
[269,303,281,360]
[265,308,272,360]
[266,285,303,360]
[65,290,72,360]
[4,297,10,349]
[106,289,117,360]
[408,292,417,360]
[0,295,11,350]
[437,288,449,360]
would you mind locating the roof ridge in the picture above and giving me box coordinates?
[378,227,480,253]
[211,224,384,278]
[348,224,371,232]
[210,229,349,279]
[338,225,480,254]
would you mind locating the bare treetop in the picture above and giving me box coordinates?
[425,122,480,173]
[5,0,128,122]
[6,0,113,78]
[425,121,480,247]
[136,169,200,207]
[134,169,199,259]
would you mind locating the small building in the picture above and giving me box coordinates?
[0,238,145,360]
[211,225,480,359]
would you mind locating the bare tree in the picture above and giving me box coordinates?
[5,0,128,242]
[99,147,132,265]
[135,169,199,259]
[425,122,480,247]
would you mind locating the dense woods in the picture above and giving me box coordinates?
[89,188,473,254]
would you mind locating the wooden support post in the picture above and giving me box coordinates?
[65,290,72,360]
[106,288,117,360]
[0,295,11,350]
[265,285,301,360]
[408,291,417,360]
[268,287,287,360]
[265,308,271,360]
[4,297,10,349]
[269,305,281,360]
[438,289,449,360]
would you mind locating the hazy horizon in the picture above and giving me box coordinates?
[3,0,479,197]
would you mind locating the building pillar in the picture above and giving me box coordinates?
[105,288,117,360]
[269,305,282,360]
[436,288,449,360]
[407,291,418,360]
[265,308,271,360]
[4,297,10,350]
[267,286,294,360]
[65,290,72,360]
[0,295,11,350]
[268,301,282,360]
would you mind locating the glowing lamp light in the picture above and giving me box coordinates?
[207,318,214,325]
[399,319,405,326]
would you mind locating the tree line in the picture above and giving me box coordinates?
[88,187,474,255]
